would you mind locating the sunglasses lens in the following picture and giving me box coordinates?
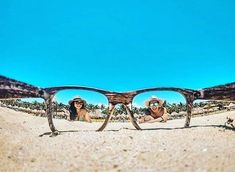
[50,89,109,131]
[150,103,158,107]
[74,101,82,105]
[132,91,187,129]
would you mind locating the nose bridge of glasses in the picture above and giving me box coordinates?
[105,92,137,105]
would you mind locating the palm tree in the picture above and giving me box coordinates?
[101,107,109,115]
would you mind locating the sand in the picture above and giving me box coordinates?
[0,107,235,172]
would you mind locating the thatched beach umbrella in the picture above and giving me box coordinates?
[225,103,235,110]
[178,111,187,116]
[13,106,18,110]
[133,113,139,118]
[32,109,38,113]
[170,112,180,119]
[170,112,179,116]
[203,105,210,109]
[229,103,235,109]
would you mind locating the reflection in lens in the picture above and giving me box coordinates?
[133,91,187,129]
[51,89,109,131]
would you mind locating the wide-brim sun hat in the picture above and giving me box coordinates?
[145,96,165,107]
[69,96,86,105]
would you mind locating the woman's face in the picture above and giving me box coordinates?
[149,102,160,111]
[74,101,83,110]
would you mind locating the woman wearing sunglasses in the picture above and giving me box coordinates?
[69,97,92,122]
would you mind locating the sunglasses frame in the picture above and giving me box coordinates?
[1,75,235,136]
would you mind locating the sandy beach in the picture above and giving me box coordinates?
[0,107,235,172]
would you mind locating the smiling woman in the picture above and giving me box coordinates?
[68,96,91,121]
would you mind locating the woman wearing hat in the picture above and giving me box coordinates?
[139,97,169,123]
[69,96,92,122]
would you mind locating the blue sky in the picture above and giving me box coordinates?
[0,0,235,92]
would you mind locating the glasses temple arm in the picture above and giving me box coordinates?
[0,75,45,99]
[198,82,235,101]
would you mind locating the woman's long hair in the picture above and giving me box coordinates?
[69,101,85,120]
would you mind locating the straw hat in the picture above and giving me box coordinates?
[69,96,86,105]
[145,96,165,107]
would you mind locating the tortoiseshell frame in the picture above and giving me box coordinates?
[1,75,235,136]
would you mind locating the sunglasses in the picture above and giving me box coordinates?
[0,75,234,136]
[74,101,83,105]
[149,103,160,108]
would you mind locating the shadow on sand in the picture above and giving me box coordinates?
[38,124,235,137]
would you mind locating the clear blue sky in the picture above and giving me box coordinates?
[1,0,234,92]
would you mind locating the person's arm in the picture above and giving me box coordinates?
[161,108,169,122]
[139,115,154,123]
[147,108,168,123]
[146,117,164,123]
[85,111,92,123]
